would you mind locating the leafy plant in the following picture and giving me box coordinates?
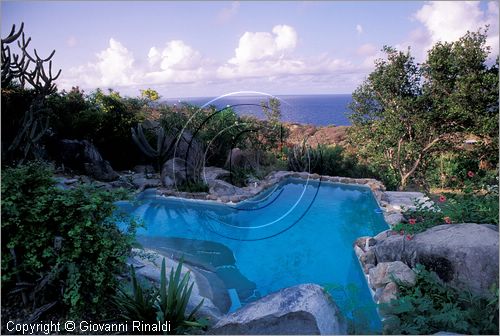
[156,258,205,334]
[114,265,157,324]
[380,264,499,335]
[176,180,209,193]
[394,172,499,236]
[114,258,206,334]
[348,29,498,190]
[1,161,138,319]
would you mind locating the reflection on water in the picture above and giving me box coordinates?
[116,178,388,333]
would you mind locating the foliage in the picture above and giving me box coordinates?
[159,101,289,169]
[393,171,499,236]
[113,265,158,325]
[113,258,206,334]
[176,180,209,193]
[140,88,160,102]
[157,258,206,333]
[380,264,499,335]
[284,143,400,188]
[348,29,498,190]
[1,162,138,318]
[46,87,102,140]
[48,88,147,169]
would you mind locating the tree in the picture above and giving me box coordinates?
[140,88,160,101]
[348,29,498,190]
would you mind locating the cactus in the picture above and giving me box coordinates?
[2,22,61,163]
[131,124,175,170]
[287,139,321,172]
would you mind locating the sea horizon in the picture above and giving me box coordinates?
[161,93,354,126]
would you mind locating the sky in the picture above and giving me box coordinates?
[2,1,499,98]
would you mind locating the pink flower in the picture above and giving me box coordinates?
[399,230,404,235]
[409,218,416,225]
[467,171,475,178]
[439,195,447,203]
[444,216,452,224]
[406,234,413,241]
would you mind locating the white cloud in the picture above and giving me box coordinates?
[62,38,137,89]
[148,40,203,71]
[228,24,298,65]
[60,38,210,90]
[144,40,211,84]
[218,24,358,84]
[96,39,135,86]
[356,24,363,35]
[414,1,499,54]
[217,1,239,23]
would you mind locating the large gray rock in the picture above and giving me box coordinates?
[374,224,499,297]
[131,175,160,191]
[210,284,347,335]
[369,261,416,289]
[225,148,258,170]
[55,139,119,181]
[378,281,399,304]
[161,157,198,186]
[209,179,237,196]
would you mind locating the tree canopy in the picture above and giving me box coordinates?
[348,29,499,190]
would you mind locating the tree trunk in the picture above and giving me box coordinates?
[399,175,408,191]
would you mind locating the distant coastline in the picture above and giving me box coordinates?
[161,94,353,126]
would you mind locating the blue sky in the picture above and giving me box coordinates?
[2,1,498,98]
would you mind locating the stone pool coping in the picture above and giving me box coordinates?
[156,170,421,228]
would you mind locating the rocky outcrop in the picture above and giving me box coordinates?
[369,261,416,289]
[210,284,347,335]
[286,124,349,147]
[161,157,198,186]
[208,179,239,197]
[225,148,258,170]
[373,223,499,297]
[129,248,227,326]
[54,139,119,181]
[131,175,160,192]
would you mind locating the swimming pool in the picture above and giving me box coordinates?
[117,177,388,333]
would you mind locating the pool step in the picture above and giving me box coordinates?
[228,288,242,312]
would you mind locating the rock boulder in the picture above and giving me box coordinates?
[54,139,118,181]
[374,224,499,297]
[161,157,198,186]
[369,261,416,289]
[210,284,347,335]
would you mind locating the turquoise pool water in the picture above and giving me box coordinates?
[117,178,388,333]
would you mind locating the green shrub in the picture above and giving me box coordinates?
[114,258,206,334]
[380,264,499,335]
[113,265,158,325]
[47,88,147,170]
[425,152,498,190]
[393,172,499,236]
[176,180,209,193]
[285,144,400,189]
[1,161,138,318]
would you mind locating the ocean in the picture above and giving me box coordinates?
[162,94,353,126]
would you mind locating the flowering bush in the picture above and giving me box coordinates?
[392,171,499,236]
